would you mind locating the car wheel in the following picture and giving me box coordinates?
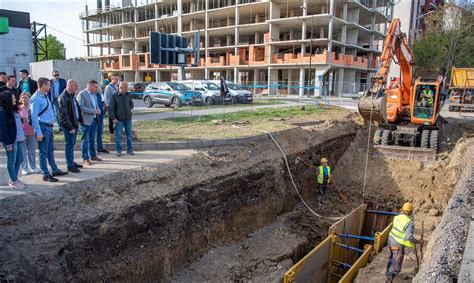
[232,97,238,104]
[144,96,153,108]
[171,97,181,108]
[206,97,213,106]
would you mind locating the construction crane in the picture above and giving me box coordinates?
[358,18,444,161]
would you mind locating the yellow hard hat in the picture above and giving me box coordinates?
[321,158,328,163]
[402,202,413,213]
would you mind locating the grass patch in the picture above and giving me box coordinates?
[53,106,348,143]
[134,105,348,142]
[132,99,284,115]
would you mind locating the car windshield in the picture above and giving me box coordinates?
[168,82,190,90]
[204,82,219,90]
[227,82,242,90]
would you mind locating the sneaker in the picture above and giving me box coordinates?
[30,168,42,174]
[98,148,110,154]
[117,152,122,157]
[52,170,68,177]
[43,175,59,182]
[91,156,103,162]
[68,167,81,173]
[22,169,30,176]
[127,151,135,156]
[9,181,25,189]
[73,162,84,168]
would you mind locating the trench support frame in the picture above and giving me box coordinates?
[283,204,395,283]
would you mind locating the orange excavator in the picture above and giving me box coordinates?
[358,18,444,161]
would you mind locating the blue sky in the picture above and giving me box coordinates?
[1,0,86,58]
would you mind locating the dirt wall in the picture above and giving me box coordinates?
[0,119,358,282]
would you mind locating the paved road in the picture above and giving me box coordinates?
[0,149,196,199]
[132,99,300,121]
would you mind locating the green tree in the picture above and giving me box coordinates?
[37,34,65,61]
[413,2,473,80]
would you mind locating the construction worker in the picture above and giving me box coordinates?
[419,85,434,107]
[316,158,332,204]
[385,202,424,283]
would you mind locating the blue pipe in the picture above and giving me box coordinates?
[366,210,399,216]
[335,242,364,254]
[336,233,375,241]
[333,260,352,269]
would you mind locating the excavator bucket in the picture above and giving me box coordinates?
[358,92,387,123]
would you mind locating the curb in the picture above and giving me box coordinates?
[54,128,296,152]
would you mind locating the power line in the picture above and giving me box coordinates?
[46,24,84,42]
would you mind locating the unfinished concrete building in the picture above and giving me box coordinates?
[81,0,393,96]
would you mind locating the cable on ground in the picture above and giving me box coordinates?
[256,129,343,221]
[361,95,374,204]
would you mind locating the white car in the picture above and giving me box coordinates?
[180,80,232,105]
[211,80,253,103]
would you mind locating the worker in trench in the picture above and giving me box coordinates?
[385,202,424,283]
[316,158,332,205]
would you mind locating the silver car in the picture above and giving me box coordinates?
[180,80,232,105]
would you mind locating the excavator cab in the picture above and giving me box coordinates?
[411,80,441,126]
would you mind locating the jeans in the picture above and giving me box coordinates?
[4,141,24,182]
[38,124,59,177]
[63,127,78,168]
[81,120,98,161]
[115,120,133,154]
[20,135,38,172]
[97,115,104,150]
[52,99,61,129]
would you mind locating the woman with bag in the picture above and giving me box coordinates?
[0,90,26,189]
[18,92,41,175]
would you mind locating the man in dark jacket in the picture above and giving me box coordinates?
[220,76,229,98]
[109,81,134,157]
[17,69,38,96]
[48,70,67,130]
[58,79,83,173]
[0,75,20,100]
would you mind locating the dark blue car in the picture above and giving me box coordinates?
[143,82,203,108]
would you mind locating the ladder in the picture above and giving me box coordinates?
[459,75,474,117]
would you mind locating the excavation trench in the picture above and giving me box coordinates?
[0,114,472,282]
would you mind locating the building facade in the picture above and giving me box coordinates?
[81,0,393,96]
[0,10,34,77]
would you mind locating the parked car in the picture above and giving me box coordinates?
[142,82,203,108]
[128,82,148,99]
[211,80,253,103]
[180,80,232,105]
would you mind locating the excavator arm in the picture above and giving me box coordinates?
[358,18,414,123]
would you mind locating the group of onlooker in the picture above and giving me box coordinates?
[0,70,135,189]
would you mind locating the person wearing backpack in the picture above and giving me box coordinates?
[30,77,68,182]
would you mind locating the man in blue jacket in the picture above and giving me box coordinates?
[95,90,109,153]
[48,70,67,130]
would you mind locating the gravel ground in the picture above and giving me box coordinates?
[413,147,473,283]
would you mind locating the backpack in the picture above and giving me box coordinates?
[28,97,49,126]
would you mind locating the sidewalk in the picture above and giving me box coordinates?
[0,149,196,199]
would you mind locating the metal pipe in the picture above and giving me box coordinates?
[336,233,375,241]
[366,210,399,216]
[335,242,364,254]
[333,259,352,269]
[331,272,343,278]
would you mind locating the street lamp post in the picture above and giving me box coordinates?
[301,5,314,97]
